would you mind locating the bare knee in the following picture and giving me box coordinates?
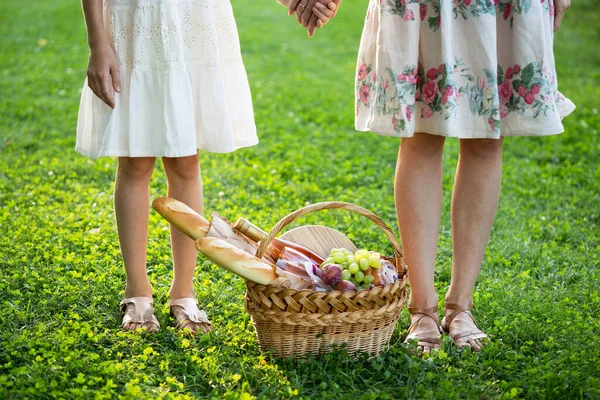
[460,138,503,160]
[118,157,156,181]
[401,132,446,159]
[163,155,200,182]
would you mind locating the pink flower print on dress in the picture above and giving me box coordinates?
[518,85,527,97]
[420,3,427,20]
[530,84,540,95]
[442,86,454,105]
[426,68,438,80]
[421,81,438,104]
[421,105,433,119]
[463,0,472,6]
[357,64,368,80]
[503,4,512,20]
[500,103,508,119]
[513,64,521,74]
[499,80,513,104]
[404,9,415,21]
[524,92,535,105]
[488,118,495,130]
[406,106,412,122]
[360,84,371,105]
[506,66,514,79]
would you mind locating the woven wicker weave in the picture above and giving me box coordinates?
[245,202,408,358]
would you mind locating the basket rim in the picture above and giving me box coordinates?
[245,273,407,298]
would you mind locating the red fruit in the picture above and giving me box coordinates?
[513,64,521,74]
[334,280,357,291]
[524,92,535,105]
[506,66,513,79]
[530,84,541,94]
[320,264,342,287]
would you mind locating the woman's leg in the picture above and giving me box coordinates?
[115,157,156,330]
[445,138,503,350]
[395,132,446,354]
[162,154,210,333]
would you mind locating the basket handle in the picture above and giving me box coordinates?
[255,201,405,273]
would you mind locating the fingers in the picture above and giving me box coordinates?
[553,0,570,31]
[288,0,302,16]
[111,63,121,93]
[300,0,317,27]
[553,12,564,31]
[101,72,115,108]
[295,0,308,24]
[307,13,319,37]
[314,2,335,21]
[87,71,115,108]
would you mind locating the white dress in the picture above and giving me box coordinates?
[355,0,576,139]
[76,0,258,158]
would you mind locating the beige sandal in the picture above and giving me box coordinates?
[404,306,443,353]
[441,302,488,350]
[169,298,212,335]
[120,297,160,333]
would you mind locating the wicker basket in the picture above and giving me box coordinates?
[244,202,408,359]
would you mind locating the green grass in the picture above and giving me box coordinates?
[1,0,599,398]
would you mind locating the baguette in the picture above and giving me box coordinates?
[152,197,211,240]
[195,237,278,285]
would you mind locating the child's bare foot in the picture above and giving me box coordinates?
[169,297,212,335]
[442,303,488,351]
[120,297,160,333]
[404,306,442,356]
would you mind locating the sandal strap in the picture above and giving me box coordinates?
[443,302,487,341]
[169,298,211,329]
[407,306,442,335]
[443,302,476,328]
[120,297,160,330]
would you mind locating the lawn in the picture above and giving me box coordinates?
[1,0,599,398]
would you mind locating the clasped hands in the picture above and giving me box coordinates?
[278,0,342,37]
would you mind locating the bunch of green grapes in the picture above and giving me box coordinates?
[321,248,382,291]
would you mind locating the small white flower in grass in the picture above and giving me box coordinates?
[48,171,53,176]
[37,38,48,47]
[218,191,225,197]
[88,228,101,234]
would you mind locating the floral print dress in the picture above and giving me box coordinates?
[355,0,575,138]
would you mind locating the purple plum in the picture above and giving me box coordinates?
[320,264,342,287]
[334,280,357,291]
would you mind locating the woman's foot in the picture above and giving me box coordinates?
[441,302,488,351]
[404,306,442,356]
[120,297,160,333]
[170,297,212,335]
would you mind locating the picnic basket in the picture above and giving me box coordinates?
[243,202,408,358]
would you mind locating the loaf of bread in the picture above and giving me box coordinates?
[195,237,278,285]
[152,197,211,240]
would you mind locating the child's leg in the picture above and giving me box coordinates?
[395,132,446,353]
[162,154,211,334]
[444,138,503,350]
[115,157,156,299]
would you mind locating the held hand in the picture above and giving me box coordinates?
[288,0,340,37]
[308,0,341,37]
[553,0,570,31]
[86,43,121,108]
